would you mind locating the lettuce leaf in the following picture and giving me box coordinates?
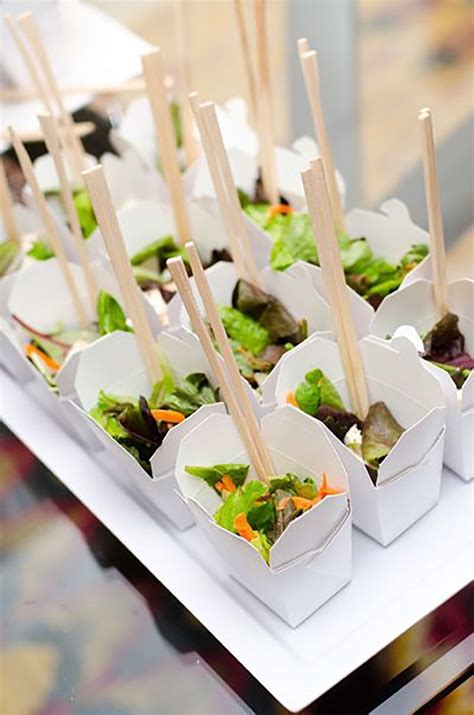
[185,463,250,490]
[361,401,404,471]
[27,239,55,261]
[214,480,267,532]
[218,305,270,356]
[96,290,132,336]
[268,473,318,499]
[250,531,272,564]
[162,372,218,416]
[73,189,97,238]
[130,235,185,268]
[294,368,345,415]
[232,279,301,344]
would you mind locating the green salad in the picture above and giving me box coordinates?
[422,312,473,389]
[17,290,131,392]
[0,240,20,276]
[240,191,428,309]
[91,369,218,474]
[216,278,307,386]
[287,368,404,484]
[184,465,343,563]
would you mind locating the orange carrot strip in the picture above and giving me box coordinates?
[151,409,186,424]
[292,496,317,511]
[215,481,225,492]
[25,343,61,372]
[234,513,257,542]
[269,204,293,219]
[286,391,298,407]
[221,475,237,492]
[318,472,343,499]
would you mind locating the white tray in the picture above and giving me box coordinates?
[1,368,471,713]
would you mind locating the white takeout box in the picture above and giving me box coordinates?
[188,137,345,212]
[86,196,270,271]
[113,96,259,171]
[370,278,474,481]
[0,257,161,448]
[271,334,447,545]
[63,328,235,530]
[167,259,358,402]
[176,407,352,627]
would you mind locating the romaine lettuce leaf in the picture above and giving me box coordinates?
[218,305,270,356]
[27,239,55,261]
[185,463,250,489]
[96,290,132,336]
[0,240,19,276]
[214,480,267,532]
[73,189,97,238]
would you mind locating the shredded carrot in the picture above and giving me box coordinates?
[269,204,293,219]
[286,391,298,407]
[25,343,61,372]
[221,475,237,492]
[234,513,257,542]
[277,496,291,511]
[318,473,343,500]
[151,409,186,424]
[215,481,225,492]
[292,496,317,511]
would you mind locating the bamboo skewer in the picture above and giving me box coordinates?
[1,122,94,145]
[168,255,269,483]
[189,93,248,280]
[198,100,261,286]
[254,0,278,204]
[83,165,162,384]
[142,49,191,246]
[174,0,200,166]
[4,14,54,116]
[233,0,257,122]
[18,12,85,184]
[298,42,346,235]
[302,159,369,418]
[38,113,97,312]
[0,158,20,245]
[419,108,449,319]
[185,242,274,477]
[8,127,89,327]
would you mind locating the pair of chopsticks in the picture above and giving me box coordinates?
[5,12,86,186]
[189,95,260,287]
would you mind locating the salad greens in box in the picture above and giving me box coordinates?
[286,368,405,484]
[184,464,343,563]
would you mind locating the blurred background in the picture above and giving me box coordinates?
[84,0,473,277]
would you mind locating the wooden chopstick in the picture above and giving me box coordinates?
[18,12,85,185]
[185,241,274,477]
[302,158,369,418]
[253,0,278,204]
[298,42,346,235]
[83,165,162,384]
[8,126,89,327]
[38,113,97,313]
[233,0,257,122]
[419,108,449,318]
[168,255,269,483]
[0,158,20,245]
[141,48,191,246]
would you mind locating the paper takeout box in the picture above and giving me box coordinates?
[370,278,473,481]
[167,259,342,401]
[175,407,352,627]
[113,95,258,173]
[86,196,270,272]
[188,137,345,212]
[62,328,234,529]
[271,334,446,545]
[0,257,161,449]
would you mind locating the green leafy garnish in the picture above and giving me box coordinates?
[27,239,55,261]
[294,368,344,416]
[361,402,404,472]
[73,189,97,238]
[219,305,270,356]
[130,235,186,268]
[162,372,218,416]
[214,480,267,532]
[96,290,132,336]
[185,464,249,490]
